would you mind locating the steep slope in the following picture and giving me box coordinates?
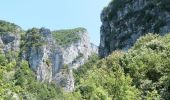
[99,0,170,57]
[73,33,170,99]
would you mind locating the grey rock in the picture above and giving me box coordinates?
[0,21,98,92]
[23,28,98,91]
[0,32,20,59]
[99,0,170,57]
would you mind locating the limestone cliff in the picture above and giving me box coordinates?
[55,28,98,91]
[99,0,170,57]
[21,27,98,91]
[21,28,63,83]
[0,20,98,92]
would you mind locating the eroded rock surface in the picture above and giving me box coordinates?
[99,0,170,57]
[22,28,98,91]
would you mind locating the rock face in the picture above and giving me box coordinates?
[0,26,21,63]
[0,21,98,92]
[62,29,97,69]
[99,0,170,57]
[0,32,20,53]
[22,28,63,83]
[57,29,98,91]
[22,27,98,92]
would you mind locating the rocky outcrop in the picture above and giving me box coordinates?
[62,29,97,69]
[22,28,63,83]
[0,32,20,53]
[21,27,98,92]
[59,29,98,91]
[99,0,170,57]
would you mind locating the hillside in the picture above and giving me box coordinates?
[73,33,170,99]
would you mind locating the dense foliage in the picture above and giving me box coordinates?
[73,33,170,99]
[0,51,65,99]
[73,51,141,99]
[122,33,170,99]
[21,28,47,48]
[0,20,21,33]
[52,27,86,46]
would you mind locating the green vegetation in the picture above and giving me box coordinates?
[45,58,51,67]
[52,27,86,46]
[122,33,170,99]
[2,33,168,99]
[0,25,66,99]
[0,24,170,99]
[73,54,99,86]
[20,28,46,50]
[0,52,65,99]
[0,20,21,33]
[73,33,170,99]
[73,51,141,99]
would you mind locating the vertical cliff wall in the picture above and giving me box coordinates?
[21,27,98,91]
[99,0,170,57]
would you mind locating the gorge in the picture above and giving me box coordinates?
[0,0,170,99]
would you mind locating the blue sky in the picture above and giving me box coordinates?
[0,0,110,45]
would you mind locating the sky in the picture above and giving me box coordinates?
[0,0,111,45]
